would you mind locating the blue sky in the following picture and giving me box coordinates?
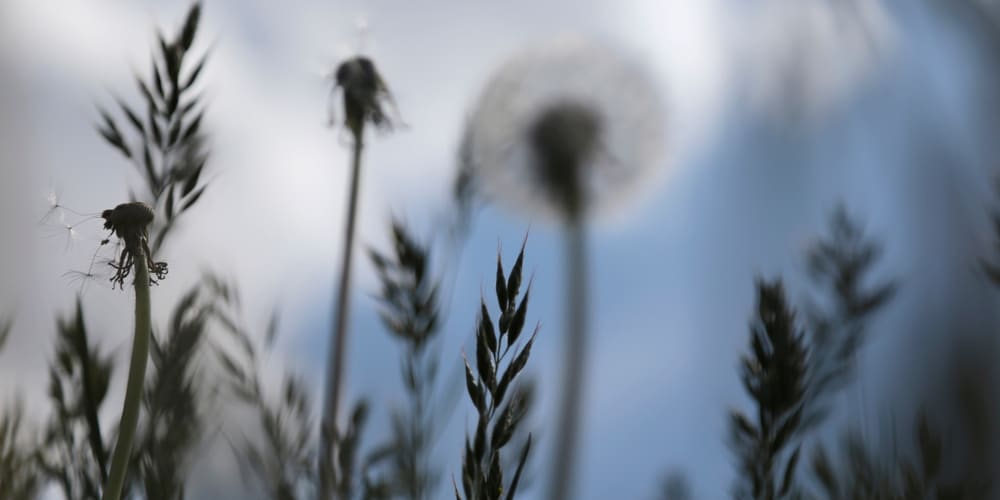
[2,1,999,498]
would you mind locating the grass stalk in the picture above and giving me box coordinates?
[548,218,588,500]
[102,245,151,500]
[319,133,365,500]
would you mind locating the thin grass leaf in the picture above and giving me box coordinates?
[152,58,166,99]
[181,113,202,143]
[180,159,204,197]
[507,287,529,345]
[0,317,11,351]
[504,434,531,500]
[495,253,507,311]
[179,3,201,51]
[183,54,207,90]
[97,124,131,159]
[481,299,497,354]
[779,446,801,497]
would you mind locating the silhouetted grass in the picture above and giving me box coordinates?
[130,282,215,499]
[362,220,444,499]
[806,411,971,499]
[95,2,210,255]
[0,318,40,500]
[657,471,692,500]
[213,279,319,500]
[0,400,38,500]
[454,239,536,500]
[37,300,112,500]
[730,279,808,500]
[729,206,897,500]
[800,205,897,429]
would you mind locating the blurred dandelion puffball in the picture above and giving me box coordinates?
[461,38,667,222]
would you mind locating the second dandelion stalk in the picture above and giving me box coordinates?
[319,132,364,499]
[318,55,397,500]
[100,202,167,500]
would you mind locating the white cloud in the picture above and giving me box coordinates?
[732,0,898,122]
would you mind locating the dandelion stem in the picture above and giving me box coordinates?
[102,244,151,500]
[549,218,588,500]
[319,134,365,500]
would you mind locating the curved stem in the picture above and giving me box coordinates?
[102,245,151,500]
[548,219,588,500]
[318,135,365,500]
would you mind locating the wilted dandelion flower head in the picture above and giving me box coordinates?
[101,202,168,289]
[460,38,667,221]
[329,56,397,138]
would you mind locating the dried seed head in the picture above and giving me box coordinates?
[100,202,167,289]
[102,202,154,250]
[331,56,396,138]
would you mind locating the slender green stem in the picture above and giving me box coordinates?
[548,219,588,500]
[319,135,365,500]
[102,246,151,500]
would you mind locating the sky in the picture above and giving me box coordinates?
[2,0,999,499]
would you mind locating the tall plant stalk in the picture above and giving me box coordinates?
[103,247,151,500]
[320,134,365,499]
[548,219,588,500]
[318,54,396,499]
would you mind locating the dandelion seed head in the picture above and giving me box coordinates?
[528,100,603,216]
[328,55,397,139]
[460,37,667,222]
[99,202,166,289]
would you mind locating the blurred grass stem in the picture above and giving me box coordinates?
[102,246,151,500]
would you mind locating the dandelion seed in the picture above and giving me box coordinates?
[40,186,64,226]
[65,224,80,253]
[45,189,58,210]
[62,238,120,294]
[41,187,96,223]
[39,201,103,253]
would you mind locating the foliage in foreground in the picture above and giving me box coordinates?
[455,241,536,500]
[362,221,444,499]
[7,2,1000,500]
[730,207,897,500]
